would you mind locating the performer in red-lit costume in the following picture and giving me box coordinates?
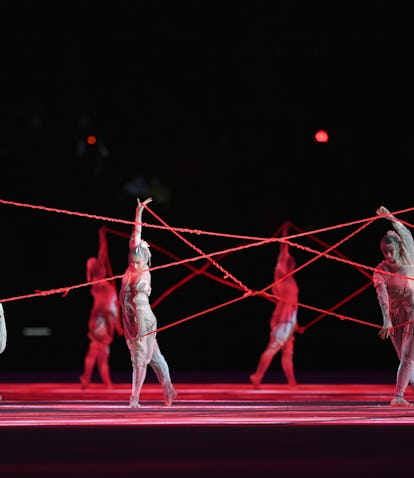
[373,206,414,406]
[0,303,6,400]
[80,227,123,389]
[120,197,177,408]
[250,221,303,389]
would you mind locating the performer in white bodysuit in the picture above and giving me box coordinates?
[120,197,177,408]
[373,206,414,406]
[0,303,7,400]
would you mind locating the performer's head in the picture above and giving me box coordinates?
[380,230,401,264]
[87,257,106,281]
[129,240,151,267]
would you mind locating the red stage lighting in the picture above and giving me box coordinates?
[314,129,329,143]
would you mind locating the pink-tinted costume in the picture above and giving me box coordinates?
[250,222,300,389]
[0,303,6,400]
[120,198,177,408]
[80,227,123,389]
[373,207,414,406]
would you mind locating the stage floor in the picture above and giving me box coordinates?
[2,380,414,426]
[2,372,414,477]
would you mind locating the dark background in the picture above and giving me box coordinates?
[0,1,412,379]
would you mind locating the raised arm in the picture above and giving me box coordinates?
[277,221,293,267]
[376,205,414,263]
[97,226,109,265]
[86,227,109,282]
[130,197,152,250]
[375,206,402,339]
[376,205,411,238]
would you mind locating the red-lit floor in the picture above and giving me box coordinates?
[2,381,414,426]
[2,378,414,477]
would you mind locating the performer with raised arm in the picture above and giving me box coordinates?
[250,221,303,389]
[373,206,414,406]
[80,227,123,389]
[120,197,177,408]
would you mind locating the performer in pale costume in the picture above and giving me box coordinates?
[80,227,123,389]
[373,206,414,406]
[0,303,7,400]
[120,197,177,408]
[250,221,303,389]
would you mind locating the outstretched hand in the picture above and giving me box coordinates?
[376,206,390,216]
[282,220,292,237]
[138,197,152,208]
[378,324,393,340]
[295,325,305,335]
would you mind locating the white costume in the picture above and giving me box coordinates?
[373,208,414,405]
[0,303,6,401]
[0,303,6,355]
[120,198,176,408]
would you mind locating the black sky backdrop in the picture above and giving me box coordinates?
[0,1,413,378]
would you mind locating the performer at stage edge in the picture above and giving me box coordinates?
[0,303,7,400]
[373,206,414,406]
[0,303,6,355]
[80,227,123,389]
[119,197,177,408]
[250,221,303,389]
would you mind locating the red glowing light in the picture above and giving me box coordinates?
[87,135,97,145]
[314,130,329,143]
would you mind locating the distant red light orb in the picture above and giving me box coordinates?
[314,129,329,143]
[87,135,97,145]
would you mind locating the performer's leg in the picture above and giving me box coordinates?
[392,323,414,406]
[97,344,113,388]
[281,336,297,387]
[128,337,151,408]
[150,340,177,406]
[391,321,414,391]
[250,325,286,389]
[130,365,147,408]
[249,346,277,389]
[80,341,99,389]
